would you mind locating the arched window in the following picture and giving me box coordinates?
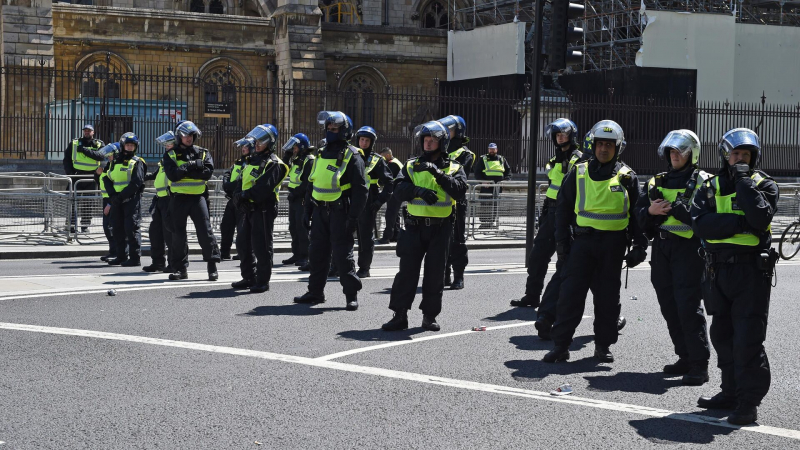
[209,0,224,14]
[343,74,377,127]
[422,1,449,29]
[203,66,239,126]
[190,0,205,13]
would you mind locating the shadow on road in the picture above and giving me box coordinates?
[238,304,345,317]
[336,328,427,342]
[584,371,683,395]
[509,334,594,352]
[629,415,735,444]
[373,287,423,295]
[482,307,537,322]
[180,289,249,299]
[504,354,612,382]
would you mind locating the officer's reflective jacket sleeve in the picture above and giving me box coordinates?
[118,159,147,201]
[162,150,188,182]
[691,182,743,240]
[393,165,416,202]
[375,158,395,203]
[344,151,368,220]
[80,142,107,162]
[554,168,577,244]
[249,159,288,204]
[436,165,468,201]
[633,178,658,236]
[222,165,236,196]
[735,176,779,231]
[625,173,648,248]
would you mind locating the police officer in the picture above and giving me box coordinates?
[512,120,585,323]
[142,132,177,273]
[544,120,648,363]
[354,126,394,278]
[63,124,105,233]
[230,125,289,293]
[474,143,511,229]
[437,115,474,290]
[293,111,368,310]
[104,133,147,266]
[377,147,404,245]
[691,128,778,425]
[220,140,251,261]
[281,133,314,268]
[382,121,468,332]
[162,121,221,281]
[95,143,120,262]
[633,130,711,385]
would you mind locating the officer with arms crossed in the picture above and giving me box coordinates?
[162,121,221,281]
[281,133,314,268]
[293,112,368,310]
[382,121,468,332]
[544,120,648,363]
[231,125,289,293]
[63,124,105,233]
[690,128,778,425]
[438,115,475,290]
[354,126,394,278]
[104,133,147,267]
[474,142,511,229]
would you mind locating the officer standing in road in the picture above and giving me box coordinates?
[511,120,585,320]
[162,121,221,281]
[438,115,474,290]
[543,120,648,363]
[474,143,511,229]
[293,111,368,310]
[220,140,251,261]
[104,132,147,267]
[376,147,404,245]
[95,142,120,262]
[63,124,105,233]
[230,125,289,293]
[281,133,314,269]
[382,121,468,332]
[142,131,177,273]
[634,129,711,385]
[354,126,394,278]
[691,128,778,425]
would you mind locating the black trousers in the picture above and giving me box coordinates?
[650,236,710,366]
[111,195,142,260]
[307,203,361,297]
[551,230,627,348]
[446,200,469,274]
[389,218,453,318]
[170,194,220,271]
[536,256,568,324]
[238,203,277,284]
[219,199,237,255]
[288,196,309,260]
[525,202,557,302]
[149,196,174,267]
[478,185,501,224]
[704,257,771,405]
[357,200,378,270]
[382,195,403,241]
[102,197,117,256]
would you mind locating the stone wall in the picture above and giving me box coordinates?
[2,0,55,64]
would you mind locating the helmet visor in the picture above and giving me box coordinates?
[155,131,176,148]
[317,111,345,127]
[658,131,696,159]
[721,129,760,156]
[99,143,119,157]
[281,137,300,153]
[176,121,202,139]
[234,137,256,149]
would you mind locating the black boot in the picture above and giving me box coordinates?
[220,251,232,261]
[510,295,538,307]
[534,316,553,340]
[298,262,311,272]
[376,237,390,245]
[295,258,307,267]
[232,254,240,260]
[594,345,614,363]
[663,358,691,375]
[444,266,452,287]
[108,257,128,266]
[450,269,464,290]
[346,294,358,311]
[121,259,141,267]
[282,255,300,265]
[250,282,269,293]
[143,263,166,273]
[422,315,440,331]
[100,254,116,262]
[728,402,758,425]
[169,270,188,281]
[294,292,326,304]
[382,312,409,331]
[328,266,338,278]
[682,365,709,386]
[231,279,254,289]
[698,392,738,409]
[208,261,218,281]
[617,316,627,331]
[356,268,371,278]
[543,345,570,363]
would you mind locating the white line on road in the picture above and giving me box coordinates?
[1,322,798,442]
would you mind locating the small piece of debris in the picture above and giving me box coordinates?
[107,289,117,296]
[550,383,573,396]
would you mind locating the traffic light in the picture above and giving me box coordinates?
[548,0,584,71]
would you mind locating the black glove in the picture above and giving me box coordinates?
[555,241,571,263]
[302,210,312,230]
[370,199,384,211]
[625,246,648,268]
[413,186,439,205]
[416,161,443,177]
[345,218,358,234]
[111,196,122,207]
[192,159,205,169]
[78,145,88,155]
[732,163,750,181]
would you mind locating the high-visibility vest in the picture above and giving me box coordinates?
[230,161,245,183]
[365,153,382,186]
[406,159,461,218]
[308,146,358,202]
[99,171,110,198]
[241,154,289,203]
[574,161,632,231]
[154,162,169,198]
[71,139,103,172]
[481,155,506,177]
[705,172,772,246]
[647,170,707,239]
[287,155,314,189]
[108,156,143,194]
[387,158,403,172]
[449,147,475,165]
[168,150,207,195]
[545,153,581,200]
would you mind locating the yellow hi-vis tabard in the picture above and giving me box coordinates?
[309,146,358,202]
[242,154,289,203]
[365,153,382,186]
[705,172,772,246]
[407,159,461,218]
[168,150,207,194]
[99,171,110,198]
[108,156,143,194]
[647,170,707,238]
[574,161,632,231]
[545,153,581,200]
[449,147,475,165]
[71,139,103,172]
[481,155,506,177]
[287,155,314,189]
[154,162,169,198]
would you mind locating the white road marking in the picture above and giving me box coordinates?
[318,317,593,361]
[1,322,798,441]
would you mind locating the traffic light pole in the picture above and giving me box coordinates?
[525,0,545,266]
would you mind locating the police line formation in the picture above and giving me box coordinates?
[63,114,778,426]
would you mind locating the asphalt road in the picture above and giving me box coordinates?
[1,249,799,449]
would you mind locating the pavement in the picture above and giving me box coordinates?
[1,249,799,448]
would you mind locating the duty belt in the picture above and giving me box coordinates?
[572,226,625,236]
[315,198,345,208]
[544,198,557,207]
[701,251,759,264]
[405,215,451,227]
[657,231,688,241]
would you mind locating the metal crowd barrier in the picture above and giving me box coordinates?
[0,173,73,243]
